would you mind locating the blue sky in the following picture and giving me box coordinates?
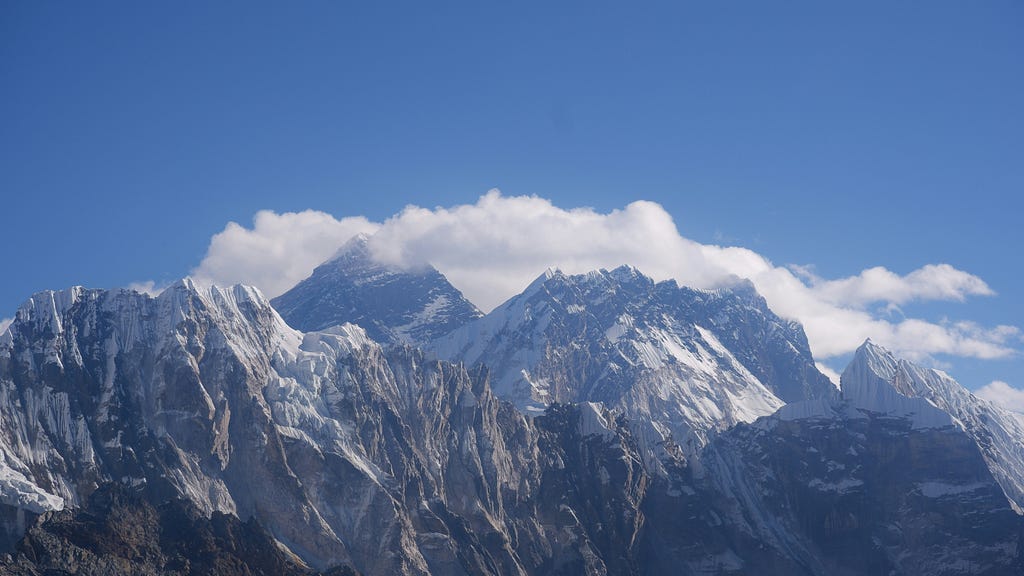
[2,2,1022,398]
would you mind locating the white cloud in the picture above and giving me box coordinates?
[815,363,842,388]
[191,209,379,298]
[192,190,1016,363]
[126,281,165,297]
[366,192,716,309]
[0,317,11,334]
[797,264,994,308]
[975,381,1024,414]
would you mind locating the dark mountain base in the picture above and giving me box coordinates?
[0,484,359,576]
[637,411,1024,576]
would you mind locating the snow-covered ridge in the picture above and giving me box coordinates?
[0,279,309,512]
[11,286,86,337]
[429,265,829,468]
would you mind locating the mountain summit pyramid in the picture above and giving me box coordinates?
[271,234,482,345]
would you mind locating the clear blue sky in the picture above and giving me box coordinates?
[2,2,1021,389]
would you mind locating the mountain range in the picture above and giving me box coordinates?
[1,238,1021,575]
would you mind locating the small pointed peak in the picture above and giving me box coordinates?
[844,338,899,385]
[607,265,654,286]
[160,277,200,294]
[839,340,953,429]
[159,277,213,305]
[347,232,371,246]
[537,267,565,283]
[522,267,564,295]
[855,338,892,359]
[231,283,269,306]
[323,232,433,275]
[608,264,637,279]
[329,233,373,260]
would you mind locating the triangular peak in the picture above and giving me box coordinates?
[840,340,952,429]
[320,232,443,278]
[324,232,374,264]
[847,338,900,382]
[271,234,482,342]
[520,267,566,295]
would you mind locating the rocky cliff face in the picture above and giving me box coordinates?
[271,235,482,345]
[0,484,328,576]
[674,406,1024,575]
[635,347,1024,576]
[0,281,652,574]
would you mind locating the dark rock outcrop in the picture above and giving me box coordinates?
[0,483,330,576]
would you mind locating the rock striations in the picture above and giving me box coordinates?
[0,250,1021,574]
[0,280,653,573]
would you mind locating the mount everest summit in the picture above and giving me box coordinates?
[271,234,483,345]
[0,240,1022,575]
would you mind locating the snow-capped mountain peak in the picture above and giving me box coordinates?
[270,234,482,345]
[430,266,833,467]
[841,339,1024,513]
[839,340,953,429]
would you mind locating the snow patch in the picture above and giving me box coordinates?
[918,481,988,498]
[808,477,863,494]
[0,456,64,513]
[578,402,618,441]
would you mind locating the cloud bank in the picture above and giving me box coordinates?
[975,381,1024,414]
[192,210,379,298]
[190,191,1016,363]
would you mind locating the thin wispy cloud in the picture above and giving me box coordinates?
[189,191,1017,363]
